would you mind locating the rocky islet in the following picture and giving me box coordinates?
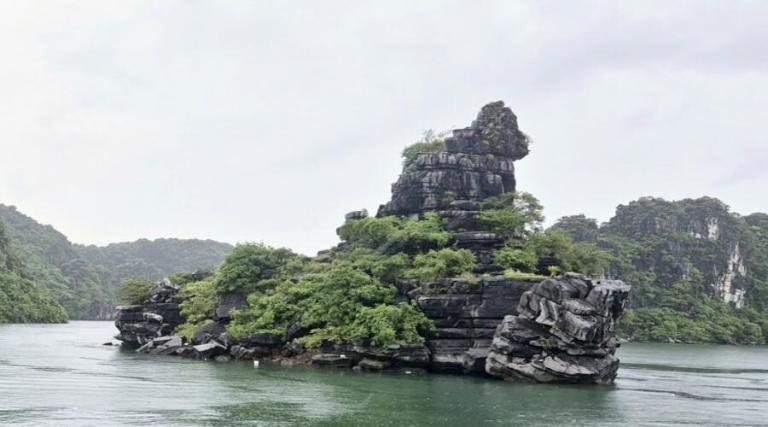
[113,101,631,384]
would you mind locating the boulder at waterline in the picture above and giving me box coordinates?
[485,273,631,384]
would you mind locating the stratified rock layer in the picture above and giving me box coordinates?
[444,101,530,159]
[485,273,631,384]
[378,101,528,216]
[114,279,184,346]
[414,276,539,373]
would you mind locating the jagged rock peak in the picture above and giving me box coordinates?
[377,101,529,217]
[444,101,529,160]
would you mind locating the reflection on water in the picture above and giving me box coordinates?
[0,322,765,426]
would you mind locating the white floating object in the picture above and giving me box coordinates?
[340,354,347,359]
[253,360,260,368]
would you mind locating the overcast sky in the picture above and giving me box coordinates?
[1,1,767,255]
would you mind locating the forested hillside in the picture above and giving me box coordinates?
[0,205,111,319]
[75,238,233,289]
[0,219,67,323]
[0,204,232,320]
[552,197,768,344]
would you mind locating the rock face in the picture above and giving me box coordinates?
[413,276,539,373]
[114,278,184,347]
[214,292,248,321]
[378,101,529,217]
[444,101,530,160]
[328,342,431,368]
[485,274,631,384]
[600,197,750,308]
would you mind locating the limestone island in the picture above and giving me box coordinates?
[114,101,631,384]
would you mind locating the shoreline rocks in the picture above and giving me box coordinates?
[485,273,631,384]
[114,273,630,385]
[113,279,184,347]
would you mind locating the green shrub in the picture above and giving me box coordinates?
[115,278,154,305]
[349,302,434,347]
[337,217,400,249]
[494,247,537,272]
[176,278,217,338]
[214,244,300,294]
[339,213,451,254]
[168,270,213,287]
[406,248,476,282]
[502,269,546,281]
[370,253,410,283]
[401,130,446,170]
[381,213,452,254]
[228,279,304,339]
[228,261,434,347]
[528,230,608,276]
[478,192,544,240]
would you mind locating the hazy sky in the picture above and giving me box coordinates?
[1,1,767,255]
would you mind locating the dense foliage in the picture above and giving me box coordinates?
[0,220,67,323]
[0,204,232,320]
[0,204,109,319]
[213,244,302,294]
[478,192,544,239]
[221,228,449,347]
[182,227,451,347]
[466,193,609,277]
[338,213,452,255]
[229,262,433,347]
[176,276,218,339]
[200,193,616,348]
[406,249,476,282]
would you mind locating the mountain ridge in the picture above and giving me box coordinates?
[0,203,233,321]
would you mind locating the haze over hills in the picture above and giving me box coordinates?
[0,204,233,321]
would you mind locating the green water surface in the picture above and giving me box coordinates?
[0,321,765,426]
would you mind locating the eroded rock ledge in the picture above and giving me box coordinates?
[485,273,631,384]
[114,279,183,346]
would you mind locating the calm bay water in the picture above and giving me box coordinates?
[0,321,766,426]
